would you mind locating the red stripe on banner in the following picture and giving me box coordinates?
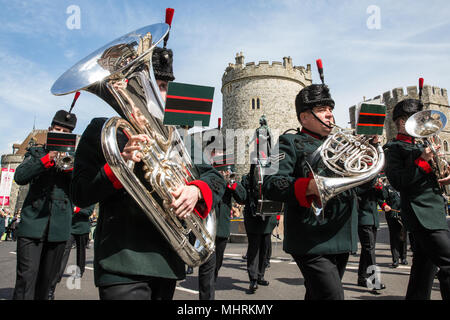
[47,143,76,147]
[166,95,213,102]
[359,112,385,116]
[47,137,77,141]
[165,109,211,115]
[357,124,384,127]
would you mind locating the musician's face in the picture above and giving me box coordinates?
[49,125,72,134]
[300,106,334,136]
[157,80,168,102]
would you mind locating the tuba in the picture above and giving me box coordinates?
[50,23,216,267]
[405,109,450,196]
[307,124,385,219]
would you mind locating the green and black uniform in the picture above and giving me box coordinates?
[71,118,225,300]
[198,180,246,300]
[384,133,450,300]
[356,177,385,287]
[13,146,73,300]
[263,128,360,300]
[242,174,278,284]
[379,182,407,264]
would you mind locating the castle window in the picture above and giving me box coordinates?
[257,98,260,109]
[251,98,255,110]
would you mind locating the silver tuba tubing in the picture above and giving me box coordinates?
[51,23,216,267]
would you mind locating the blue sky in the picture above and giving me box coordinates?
[1,0,449,156]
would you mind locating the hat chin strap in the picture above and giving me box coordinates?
[310,110,333,129]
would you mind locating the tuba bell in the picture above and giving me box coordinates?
[405,109,450,196]
[307,124,385,219]
[50,23,216,267]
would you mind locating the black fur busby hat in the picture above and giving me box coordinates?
[51,110,77,131]
[392,98,424,122]
[152,47,175,81]
[295,84,335,116]
[295,59,335,120]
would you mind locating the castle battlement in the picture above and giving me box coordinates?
[222,52,312,90]
[369,85,449,108]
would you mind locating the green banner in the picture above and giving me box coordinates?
[163,82,214,127]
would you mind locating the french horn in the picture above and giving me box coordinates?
[307,124,385,219]
[51,23,216,267]
[405,109,450,196]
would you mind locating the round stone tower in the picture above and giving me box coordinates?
[221,52,312,176]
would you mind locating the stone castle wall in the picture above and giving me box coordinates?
[349,84,450,159]
[221,52,312,177]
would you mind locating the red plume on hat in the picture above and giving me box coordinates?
[316,59,324,84]
[418,77,424,100]
[163,8,175,48]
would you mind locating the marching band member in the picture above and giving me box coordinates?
[379,178,408,268]
[12,109,77,300]
[198,166,246,300]
[241,173,277,294]
[384,97,450,300]
[71,23,226,299]
[262,61,371,299]
[356,172,387,291]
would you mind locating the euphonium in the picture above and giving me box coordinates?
[50,23,216,267]
[307,124,385,219]
[405,109,450,196]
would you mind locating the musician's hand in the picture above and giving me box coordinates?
[306,178,322,207]
[121,134,151,163]
[420,146,436,162]
[170,185,200,219]
[383,205,392,212]
[48,151,59,161]
[370,135,381,144]
[438,175,450,186]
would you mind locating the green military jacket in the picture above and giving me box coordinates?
[14,146,73,242]
[72,204,95,235]
[380,183,402,220]
[384,137,448,231]
[71,118,226,286]
[215,182,246,238]
[241,174,278,235]
[262,131,359,255]
[357,178,384,227]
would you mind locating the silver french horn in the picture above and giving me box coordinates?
[51,23,216,267]
[405,109,450,196]
[307,124,385,219]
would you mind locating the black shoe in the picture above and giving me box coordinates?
[400,259,408,265]
[391,261,399,268]
[186,266,194,275]
[257,278,269,286]
[248,280,258,294]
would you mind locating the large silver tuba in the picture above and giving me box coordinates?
[51,23,216,267]
[307,124,385,219]
[405,109,450,195]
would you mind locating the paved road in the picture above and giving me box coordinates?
[0,215,447,301]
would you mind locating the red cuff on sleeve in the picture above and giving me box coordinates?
[186,180,213,219]
[103,163,123,189]
[74,206,81,213]
[227,182,237,191]
[40,154,55,168]
[294,177,314,208]
[414,157,432,174]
